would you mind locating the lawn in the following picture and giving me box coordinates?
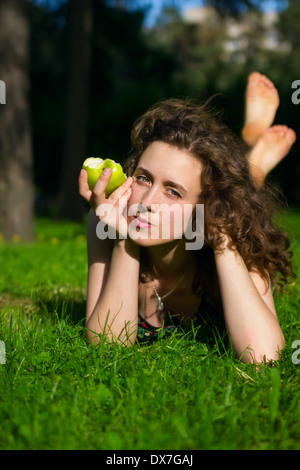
[0,210,300,450]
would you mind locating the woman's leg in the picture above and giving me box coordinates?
[242,72,280,147]
[247,125,296,187]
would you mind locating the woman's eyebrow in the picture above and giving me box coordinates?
[135,167,187,194]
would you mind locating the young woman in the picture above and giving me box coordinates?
[79,72,296,363]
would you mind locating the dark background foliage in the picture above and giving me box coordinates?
[1,0,299,237]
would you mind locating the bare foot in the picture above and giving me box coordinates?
[248,125,296,187]
[242,72,280,147]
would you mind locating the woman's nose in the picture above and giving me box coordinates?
[140,187,160,213]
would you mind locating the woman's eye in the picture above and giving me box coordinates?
[167,188,182,198]
[136,175,150,183]
[136,175,182,198]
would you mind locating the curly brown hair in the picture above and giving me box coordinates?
[123,98,295,308]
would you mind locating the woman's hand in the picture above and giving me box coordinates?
[79,168,133,238]
[205,219,233,252]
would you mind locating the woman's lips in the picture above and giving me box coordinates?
[133,216,152,229]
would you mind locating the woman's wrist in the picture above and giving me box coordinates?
[213,233,235,255]
[113,237,140,260]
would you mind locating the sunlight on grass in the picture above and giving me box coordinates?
[0,212,299,450]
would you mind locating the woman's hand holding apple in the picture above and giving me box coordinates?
[79,166,133,239]
[82,157,127,196]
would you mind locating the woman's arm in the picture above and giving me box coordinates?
[214,237,285,363]
[80,168,139,346]
[86,209,140,346]
[86,209,114,324]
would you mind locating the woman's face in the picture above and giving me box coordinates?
[127,141,202,247]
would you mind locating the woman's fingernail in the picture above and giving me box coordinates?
[103,167,111,175]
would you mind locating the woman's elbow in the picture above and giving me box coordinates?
[85,321,137,347]
[239,333,285,364]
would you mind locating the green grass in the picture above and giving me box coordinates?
[0,211,300,450]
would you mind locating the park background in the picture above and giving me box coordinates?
[0,0,299,240]
[0,0,300,451]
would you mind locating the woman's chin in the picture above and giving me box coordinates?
[127,229,181,248]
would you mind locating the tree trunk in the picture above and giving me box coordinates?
[57,0,93,221]
[0,0,36,242]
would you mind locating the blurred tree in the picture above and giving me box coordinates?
[29,0,68,209]
[148,3,300,205]
[112,0,267,19]
[57,0,93,220]
[148,7,226,97]
[204,0,269,16]
[28,0,300,219]
[88,1,177,160]
[0,0,36,241]
[29,0,178,220]
[278,0,300,48]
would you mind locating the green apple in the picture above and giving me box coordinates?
[82,157,104,191]
[82,157,127,197]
